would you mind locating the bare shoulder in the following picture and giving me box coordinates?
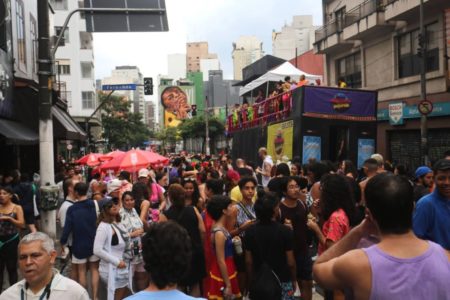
[446,250,450,261]
[334,249,370,281]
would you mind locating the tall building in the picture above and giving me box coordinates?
[272,15,317,60]
[52,0,98,137]
[186,42,217,72]
[145,101,156,131]
[168,53,187,81]
[200,58,221,81]
[204,70,240,113]
[232,36,264,81]
[315,0,450,170]
[101,66,147,124]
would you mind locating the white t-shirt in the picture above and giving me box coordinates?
[261,155,273,187]
[0,271,89,300]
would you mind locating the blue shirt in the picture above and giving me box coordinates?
[413,189,450,250]
[60,199,98,258]
[125,290,205,300]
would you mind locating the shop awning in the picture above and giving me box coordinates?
[0,118,39,145]
[52,106,86,141]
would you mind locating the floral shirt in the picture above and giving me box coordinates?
[318,208,350,255]
[119,207,144,264]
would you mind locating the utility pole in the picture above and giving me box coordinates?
[419,0,429,165]
[37,0,57,238]
[205,96,210,155]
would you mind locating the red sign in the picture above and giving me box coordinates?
[418,100,433,116]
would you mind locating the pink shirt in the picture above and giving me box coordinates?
[318,208,350,255]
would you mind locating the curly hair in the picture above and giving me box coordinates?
[182,179,200,208]
[142,221,192,289]
[320,174,356,227]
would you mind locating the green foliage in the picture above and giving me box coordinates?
[155,127,181,153]
[100,93,151,149]
[178,116,225,139]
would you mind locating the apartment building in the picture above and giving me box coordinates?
[51,0,98,142]
[102,66,147,124]
[232,36,264,81]
[315,0,450,169]
[186,42,218,73]
[272,15,318,60]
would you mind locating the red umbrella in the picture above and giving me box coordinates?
[142,151,169,165]
[76,153,103,166]
[99,150,124,162]
[100,149,154,172]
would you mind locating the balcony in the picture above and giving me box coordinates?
[226,91,292,133]
[343,0,392,41]
[314,19,354,54]
[384,0,439,22]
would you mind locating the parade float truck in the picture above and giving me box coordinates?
[227,85,378,170]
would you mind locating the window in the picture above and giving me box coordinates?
[336,52,361,88]
[57,60,71,75]
[15,0,26,68]
[398,22,439,78]
[82,91,95,109]
[51,0,68,10]
[54,26,69,43]
[81,62,93,78]
[30,15,37,74]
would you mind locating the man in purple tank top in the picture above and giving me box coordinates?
[312,173,450,300]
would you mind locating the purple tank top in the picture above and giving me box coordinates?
[363,241,450,300]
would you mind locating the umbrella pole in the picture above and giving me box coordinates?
[266,82,269,98]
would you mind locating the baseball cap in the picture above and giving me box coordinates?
[138,168,150,178]
[227,169,240,182]
[433,159,450,172]
[107,179,122,194]
[370,153,384,165]
[414,166,432,179]
[98,197,119,211]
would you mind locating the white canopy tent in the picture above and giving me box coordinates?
[239,62,323,96]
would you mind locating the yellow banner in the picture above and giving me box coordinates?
[267,120,294,162]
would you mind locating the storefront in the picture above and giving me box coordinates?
[377,93,450,169]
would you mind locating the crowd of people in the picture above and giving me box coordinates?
[0,148,449,300]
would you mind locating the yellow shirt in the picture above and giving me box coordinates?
[230,185,257,203]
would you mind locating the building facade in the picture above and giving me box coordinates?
[102,66,147,124]
[52,0,98,138]
[315,0,450,169]
[168,53,187,81]
[272,15,317,60]
[232,36,264,81]
[200,58,221,81]
[186,42,218,73]
[145,101,156,132]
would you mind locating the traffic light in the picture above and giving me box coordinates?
[191,104,197,116]
[143,77,153,95]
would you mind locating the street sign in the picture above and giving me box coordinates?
[102,84,137,91]
[418,100,433,116]
[84,0,169,32]
[388,102,404,125]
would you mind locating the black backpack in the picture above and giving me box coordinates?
[248,234,282,300]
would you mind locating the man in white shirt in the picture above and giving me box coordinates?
[256,147,273,188]
[0,232,89,300]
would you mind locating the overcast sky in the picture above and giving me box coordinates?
[93,0,323,103]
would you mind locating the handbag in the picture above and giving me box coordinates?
[111,223,132,261]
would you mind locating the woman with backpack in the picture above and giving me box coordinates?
[206,195,241,300]
[244,191,297,300]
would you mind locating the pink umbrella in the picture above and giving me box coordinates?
[76,153,103,167]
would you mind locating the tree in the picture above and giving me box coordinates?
[155,127,181,153]
[178,116,225,139]
[100,93,151,149]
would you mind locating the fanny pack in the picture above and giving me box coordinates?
[0,233,19,250]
